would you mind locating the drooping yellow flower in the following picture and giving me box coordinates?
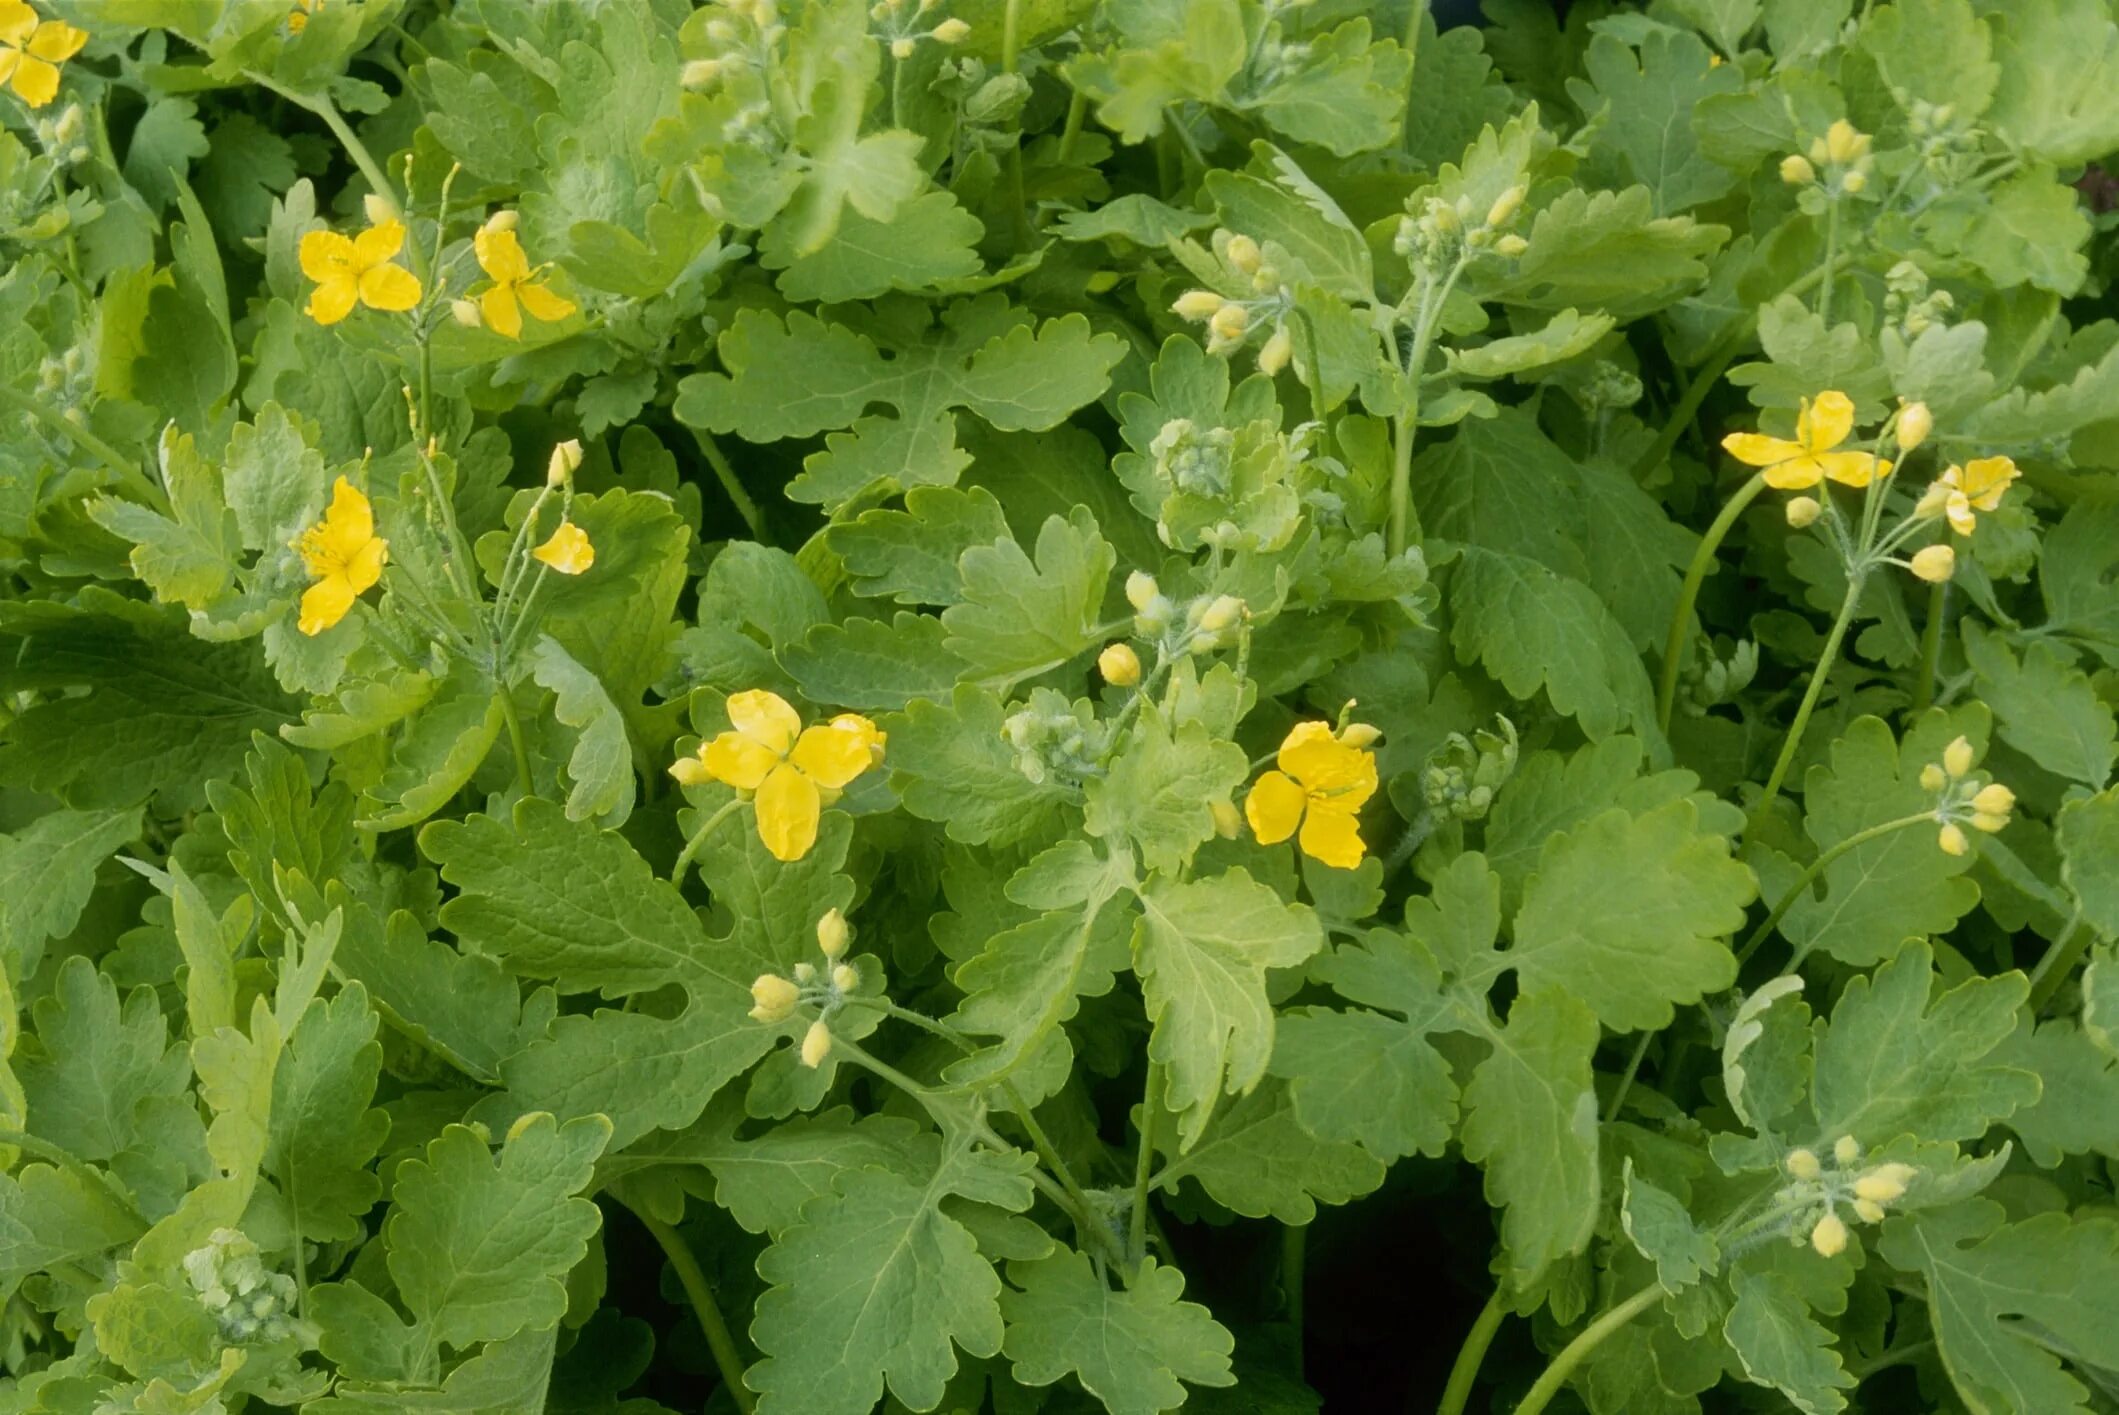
[300,219,422,326]
[472,225,576,339]
[0,3,87,109]
[669,690,885,861]
[532,521,593,575]
[1243,721,1377,870]
[1721,392,1889,490]
[1934,455,2019,536]
[294,477,387,635]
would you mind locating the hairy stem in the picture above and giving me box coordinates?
[1515,1285,1664,1415]
[1656,471,1769,731]
[630,1206,756,1415]
[1435,1289,1509,1415]
[1129,1061,1164,1266]
[2027,905,2091,1013]
[496,688,535,796]
[1913,579,1949,712]
[1751,575,1866,830]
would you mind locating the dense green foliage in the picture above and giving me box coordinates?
[4,0,2119,1410]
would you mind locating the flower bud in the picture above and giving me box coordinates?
[749,973,800,1023]
[1970,783,2013,816]
[1786,1147,1822,1181]
[830,962,859,993]
[1833,1135,1861,1166]
[932,17,969,43]
[793,961,817,983]
[1824,119,1863,165]
[800,1018,832,1068]
[1197,595,1245,633]
[1785,496,1822,528]
[890,36,916,58]
[1208,302,1249,344]
[816,907,849,960]
[1172,289,1224,322]
[1897,402,1932,452]
[482,209,520,235]
[1909,544,1956,583]
[1098,642,1142,687]
[1495,233,1528,257]
[681,57,723,87]
[1485,185,1525,229]
[1944,735,1976,778]
[1810,1211,1848,1257]
[1211,799,1242,839]
[1938,822,1969,856]
[1780,153,1816,185]
[1841,168,1867,194]
[1853,1163,1915,1204]
[1339,722,1382,749]
[1256,325,1292,377]
[670,751,712,787]
[363,192,400,226]
[1852,1198,1887,1224]
[1085,270,1120,294]
[1919,763,1947,793]
[547,439,584,487]
[1125,571,1161,613]
[1224,234,1262,274]
[1970,810,2010,834]
[450,298,483,328]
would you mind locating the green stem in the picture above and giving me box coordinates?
[1001,0,1023,73]
[249,73,397,204]
[1514,1285,1664,1415]
[1129,1061,1164,1266]
[687,427,769,542]
[1630,337,1745,482]
[1055,89,1087,165]
[1734,812,1933,967]
[631,1207,756,1415]
[0,384,157,506]
[1605,1031,1656,1124]
[1913,579,1948,712]
[1751,574,1866,830]
[2028,905,2091,1013]
[1819,198,1841,327]
[1435,1290,1509,1415]
[1656,471,1769,731]
[496,688,534,795]
[1003,1080,1102,1236]
[670,798,744,886]
[1282,1222,1307,1373]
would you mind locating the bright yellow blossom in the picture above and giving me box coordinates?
[532,521,594,575]
[1936,455,2019,536]
[1244,721,1377,870]
[669,690,885,862]
[300,219,422,325]
[288,0,322,33]
[0,3,87,109]
[294,477,387,636]
[473,225,576,339]
[1721,391,1889,490]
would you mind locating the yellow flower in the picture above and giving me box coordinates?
[1936,455,2019,536]
[670,690,885,862]
[1244,721,1377,870]
[0,2,87,109]
[288,0,322,33]
[300,219,422,326]
[1721,391,1889,490]
[532,521,593,575]
[294,476,387,636]
[473,225,576,339]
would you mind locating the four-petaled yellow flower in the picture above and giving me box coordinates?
[295,476,387,636]
[0,2,87,109]
[670,690,886,862]
[1935,455,2019,536]
[1244,721,1377,870]
[533,521,594,575]
[300,219,422,326]
[1721,391,1888,490]
[473,225,576,339]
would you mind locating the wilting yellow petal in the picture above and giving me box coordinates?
[532,521,593,575]
[791,720,875,789]
[1244,770,1307,845]
[755,761,822,862]
[726,690,801,756]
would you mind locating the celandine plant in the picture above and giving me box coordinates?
[1,0,2118,1410]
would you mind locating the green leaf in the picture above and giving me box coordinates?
[1134,868,1325,1148]
[826,485,1011,606]
[1567,29,1743,213]
[764,190,984,302]
[1000,1253,1237,1415]
[1478,186,1726,320]
[1860,0,1997,120]
[1925,169,2092,296]
[20,957,188,1164]
[1808,940,2036,1147]
[1993,1019,2119,1167]
[1086,706,1248,875]
[1622,1160,1719,1293]
[359,665,505,833]
[0,806,141,975]
[1449,547,1658,742]
[885,684,1077,846]
[1270,1000,1457,1162]
[266,985,388,1244]
[0,1163,146,1295]
[1448,308,1615,379]
[87,429,239,612]
[749,1144,1024,1415]
[1879,1201,2119,1415]
[783,614,970,709]
[327,899,535,1089]
[386,1113,611,1351]
[1204,164,1372,303]
[942,508,1115,687]
[1985,0,2119,164]
[1962,624,2115,788]
[1775,712,1982,967]
[1150,1078,1385,1222]
[1241,20,1412,158]
[1724,1270,1855,1415]
[1729,294,1893,418]
[2060,787,2119,937]
[528,636,639,826]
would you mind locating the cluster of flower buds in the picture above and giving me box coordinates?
[1782,119,1873,197]
[1921,734,2014,856]
[33,102,88,165]
[1393,182,1529,272]
[748,908,865,1068]
[1002,687,1110,787]
[1782,1137,1918,1257]
[681,0,789,87]
[1678,636,1759,718]
[183,1228,306,1345]
[1420,716,1517,823]
[1171,232,1295,374]
[1883,260,1956,340]
[1125,572,1246,656]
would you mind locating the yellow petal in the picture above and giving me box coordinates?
[1244,770,1307,844]
[1278,721,1373,801]
[726,690,801,756]
[1274,721,1340,779]
[1958,455,2017,509]
[352,219,405,267]
[703,730,780,791]
[480,282,523,339]
[1720,432,1804,469]
[516,279,576,324]
[1761,454,1826,491]
[0,3,37,46]
[1946,491,1975,537]
[755,761,822,862]
[297,575,356,636]
[791,721,874,790]
[473,225,532,283]
[1298,801,1366,870]
[305,273,360,326]
[322,475,375,549]
[1797,391,1855,451]
[27,20,86,62]
[11,53,59,107]
[346,534,388,594]
[532,521,593,575]
[358,261,422,312]
[1817,450,1881,488]
[299,229,355,282]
